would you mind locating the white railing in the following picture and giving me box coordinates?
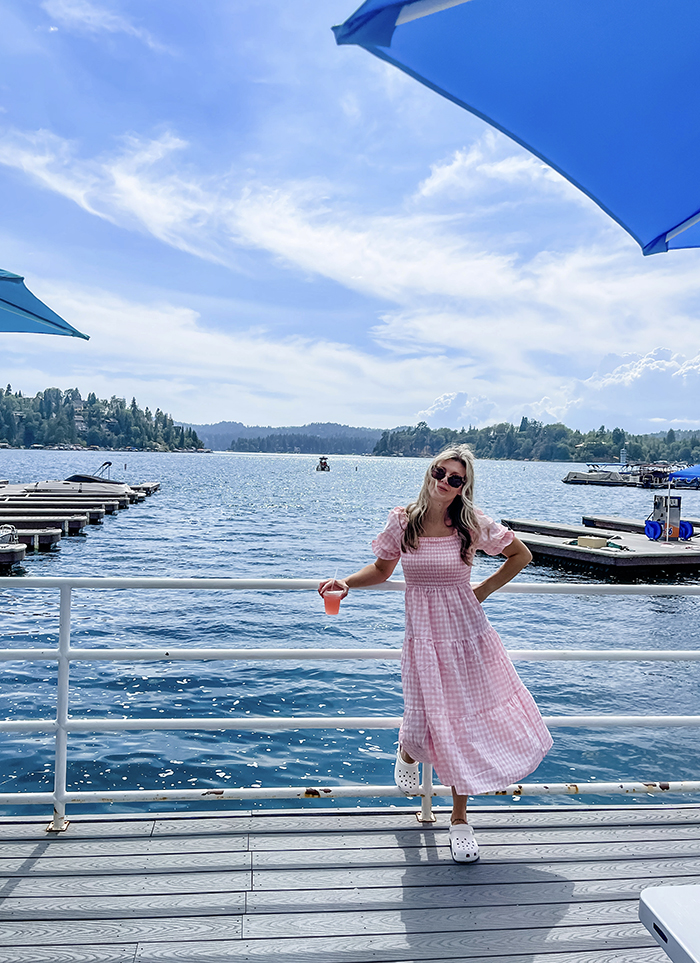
[2,576,700,830]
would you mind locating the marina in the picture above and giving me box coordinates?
[0,467,159,570]
[2,453,700,963]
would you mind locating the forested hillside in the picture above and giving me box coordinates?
[373,420,700,463]
[0,385,202,451]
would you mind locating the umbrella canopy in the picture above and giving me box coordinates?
[669,465,700,481]
[334,0,700,256]
[0,269,88,339]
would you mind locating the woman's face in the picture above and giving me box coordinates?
[429,457,466,505]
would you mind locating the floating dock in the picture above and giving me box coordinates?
[12,528,63,551]
[0,513,88,535]
[0,496,120,515]
[502,517,700,573]
[0,505,104,524]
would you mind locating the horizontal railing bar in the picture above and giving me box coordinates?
[66,647,403,662]
[0,792,56,805]
[62,716,404,731]
[4,715,700,734]
[0,720,57,732]
[0,649,61,662]
[2,647,700,663]
[1,778,700,807]
[4,576,700,596]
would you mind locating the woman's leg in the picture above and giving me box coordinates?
[400,747,415,764]
[451,788,467,824]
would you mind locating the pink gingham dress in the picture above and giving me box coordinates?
[373,507,552,795]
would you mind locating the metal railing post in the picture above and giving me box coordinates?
[417,763,436,822]
[47,586,71,832]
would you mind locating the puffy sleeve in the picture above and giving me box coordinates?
[473,509,514,556]
[371,507,406,560]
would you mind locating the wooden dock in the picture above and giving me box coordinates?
[502,517,700,573]
[0,803,696,961]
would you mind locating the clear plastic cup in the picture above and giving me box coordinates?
[323,590,343,615]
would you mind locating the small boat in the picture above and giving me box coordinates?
[316,457,330,472]
[563,462,687,488]
[562,468,633,487]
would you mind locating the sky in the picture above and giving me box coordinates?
[2,0,700,433]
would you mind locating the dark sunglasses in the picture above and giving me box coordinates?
[430,466,466,488]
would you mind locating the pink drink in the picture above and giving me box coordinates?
[323,590,343,615]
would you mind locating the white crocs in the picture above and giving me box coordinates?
[449,823,479,863]
[394,747,420,796]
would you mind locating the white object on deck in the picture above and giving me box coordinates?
[640,884,700,963]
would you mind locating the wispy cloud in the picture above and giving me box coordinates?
[2,280,482,426]
[41,0,167,51]
[4,125,700,429]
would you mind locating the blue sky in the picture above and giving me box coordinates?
[2,0,700,432]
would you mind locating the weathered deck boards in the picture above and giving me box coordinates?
[1,803,697,962]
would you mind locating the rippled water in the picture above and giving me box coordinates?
[2,449,700,814]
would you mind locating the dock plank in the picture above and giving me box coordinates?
[241,898,641,939]
[0,870,252,899]
[0,948,136,963]
[250,835,700,870]
[0,915,243,947]
[0,851,251,876]
[246,822,700,851]
[133,922,657,963]
[246,874,700,913]
[0,891,246,921]
[0,834,249,858]
[147,804,700,835]
[257,853,700,895]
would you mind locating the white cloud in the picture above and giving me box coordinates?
[557,349,700,432]
[41,0,166,50]
[416,132,574,201]
[4,126,700,430]
[416,391,496,428]
[1,280,486,426]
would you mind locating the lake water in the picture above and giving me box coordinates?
[2,449,700,814]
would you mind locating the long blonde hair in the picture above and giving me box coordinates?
[402,445,479,563]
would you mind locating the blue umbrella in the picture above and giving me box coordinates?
[334,0,700,256]
[669,465,700,482]
[0,269,88,339]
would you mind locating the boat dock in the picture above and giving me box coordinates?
[502,517,700,572]
[0,479,160,571]
[0,803,691,962]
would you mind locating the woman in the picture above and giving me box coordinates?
[319,446,552,863]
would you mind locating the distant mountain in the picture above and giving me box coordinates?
[180,420,384,451]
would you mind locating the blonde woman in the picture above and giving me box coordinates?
[319,446,551,862]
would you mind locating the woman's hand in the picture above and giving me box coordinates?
[471,536,532,603]
[318,578,349,599]
[471,581,489,604]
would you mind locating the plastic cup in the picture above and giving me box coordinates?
[323,590,343,615]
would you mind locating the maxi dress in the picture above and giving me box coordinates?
[372,507,552,796]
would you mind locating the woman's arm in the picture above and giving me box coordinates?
[319,556,399,599]
[471,536,531,604]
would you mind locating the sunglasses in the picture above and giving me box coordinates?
[430,466,466,488]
